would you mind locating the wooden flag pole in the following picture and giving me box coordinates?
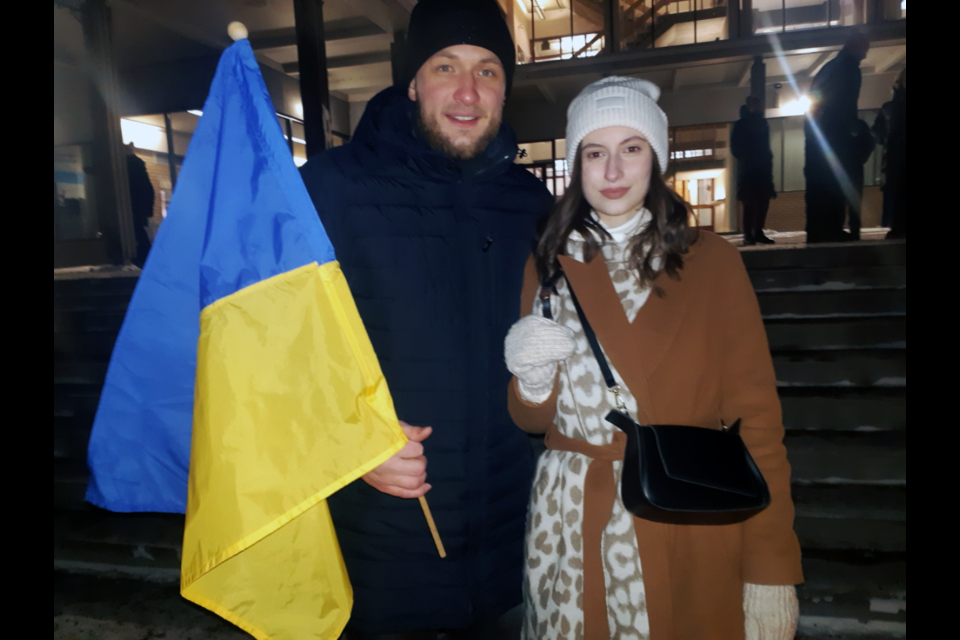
[419,496,447,558]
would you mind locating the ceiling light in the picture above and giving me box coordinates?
[901,1,906,10]
[780,95,812,116]
[188,110,203,117]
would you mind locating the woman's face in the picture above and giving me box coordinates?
[580,126,654,228]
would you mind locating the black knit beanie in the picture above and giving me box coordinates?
[404,0,517,95]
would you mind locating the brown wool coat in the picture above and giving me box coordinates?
[509,232,804,640]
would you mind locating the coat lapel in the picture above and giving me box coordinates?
[559,248,700,425]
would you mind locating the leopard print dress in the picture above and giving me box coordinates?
[522,212,656,640]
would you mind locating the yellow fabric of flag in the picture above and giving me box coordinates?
[181,261,407,640]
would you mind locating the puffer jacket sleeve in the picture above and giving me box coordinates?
[299,155,346,250]
[508,257,560,434]
[717,243,804,587]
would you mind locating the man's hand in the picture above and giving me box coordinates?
[362,422,433,499]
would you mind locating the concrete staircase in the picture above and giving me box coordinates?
[743,241,907,639]
[54,242,906,636]
[54,273,184,583]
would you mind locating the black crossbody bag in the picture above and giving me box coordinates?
[541,273,771,525]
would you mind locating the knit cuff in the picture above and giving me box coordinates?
[743,584,799,640]
[517,378,555,405]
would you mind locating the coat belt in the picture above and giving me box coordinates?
[545,425,629,640]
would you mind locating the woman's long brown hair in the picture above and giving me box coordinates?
[535,149,698,296]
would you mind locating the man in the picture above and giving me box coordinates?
[884,68,906,240]
[731,95,777,246]
[804,31,870,244]
[299,1,554,638]
[125,143,156,267]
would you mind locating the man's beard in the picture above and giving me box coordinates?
[417,106,501,161]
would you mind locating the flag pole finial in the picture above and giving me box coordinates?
[228,22,249,42]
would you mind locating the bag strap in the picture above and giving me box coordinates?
[542,269,629,415]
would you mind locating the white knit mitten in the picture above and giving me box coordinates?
[505,316,576,404]
[744,584,800,640]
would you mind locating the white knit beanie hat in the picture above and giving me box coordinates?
[565,77,670,174]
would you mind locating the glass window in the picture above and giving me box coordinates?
[291,122,306,146]
[293,141,307,168]
[621,0,729,51]
[517,141,554,165]
[519,0,605,64]
[54,144,99,242]
[782,116,806,192]
[754,0,868,34]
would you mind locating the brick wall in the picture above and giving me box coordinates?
[762,186,884,232]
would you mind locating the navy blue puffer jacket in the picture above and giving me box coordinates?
[300,86,554,633]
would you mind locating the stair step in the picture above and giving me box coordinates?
[787,432,906,484]
[741,243,907,271]
[56,512,185,549]
[774,350,906,388]
[54,420,92,462]
[797,616,906,639]
[750,265,906,293]
[766,317,906,351]
[796,517,906,552]
[54,293,134,313]
[780,389,906,431]
[793,485,906,522]
[53,574,249,636]
[796,552,907,638]
[53,392,101,420]
[54,362,109,386]
[55,333,119,362]
[54,277,139,298]
[759,288,906,319]
[55,309,126,335]
[54,512,185,582]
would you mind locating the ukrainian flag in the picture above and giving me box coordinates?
[85,40,406,639]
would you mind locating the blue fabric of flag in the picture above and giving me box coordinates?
[86,40,336,514]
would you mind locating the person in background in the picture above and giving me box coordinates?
[506,77,803,640]
[885,69,906,240]
[732,95,778,246]
[126,144,156,268]
[299,1,555,638]
[845,119,876,241]
[872,76,900,228]
[805,32,871,244]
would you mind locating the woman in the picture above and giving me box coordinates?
[505,78,803,640]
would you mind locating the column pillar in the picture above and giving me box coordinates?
[728,0,742,39]
[293,0,332,158]
[741,0,755,38]
[605,0,622,54]
[751,56,767,108]
[391,30,408,87]
[83,0,135,265]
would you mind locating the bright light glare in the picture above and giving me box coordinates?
[901,1,906,10]
[294,103,304,118]
[780,95,812,116]
[293,157,307,168]
[188,110,203,117]
[121,119,165,151]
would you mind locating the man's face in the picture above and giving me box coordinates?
[409,45,507,161]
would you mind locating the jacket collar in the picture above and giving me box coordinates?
[352,85,520,182]
[557,246,698,424]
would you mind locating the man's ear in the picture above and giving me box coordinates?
[408,78,418,102]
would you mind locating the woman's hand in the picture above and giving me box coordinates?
[744,584,800,640]
[505,316,577,404]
